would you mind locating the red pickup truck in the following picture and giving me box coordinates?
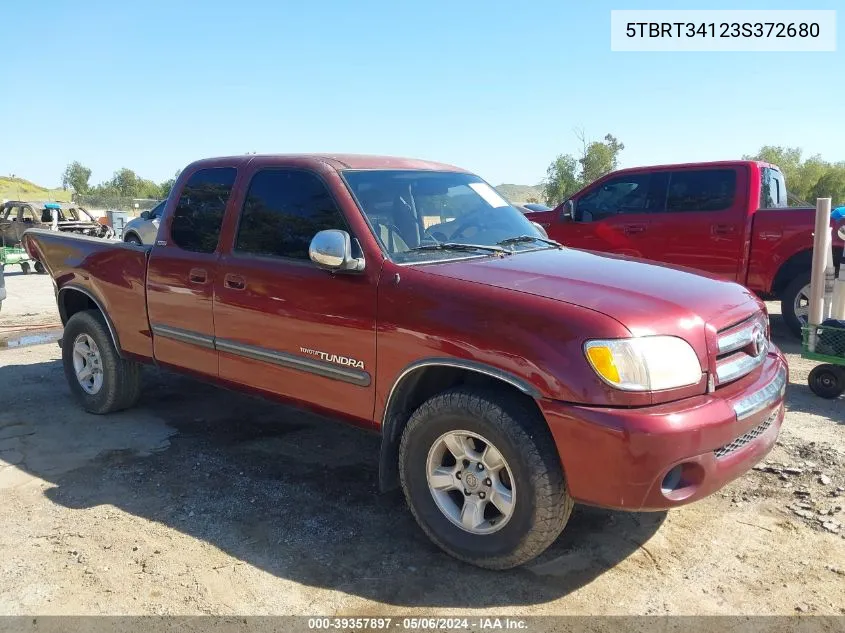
[524,161,844,337]
[24,154,788,569]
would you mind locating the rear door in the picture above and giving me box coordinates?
[549,171,666,257]
[213,166,378,422]
[639,167,746,280]
[146,167,238,376]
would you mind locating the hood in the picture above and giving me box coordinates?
[420,248,762,336]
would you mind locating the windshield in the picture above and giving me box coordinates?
[342,170,548,263]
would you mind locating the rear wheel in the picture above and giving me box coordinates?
[20,262,30,275]
[34,261,46,274]
[399,387,572,569]
[781,273,811,339]
[808,364,845,399]
[62,310,142,414]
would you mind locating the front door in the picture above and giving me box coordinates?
[551,172,666,258]
[213,167,379,423]
[146,166,238,377]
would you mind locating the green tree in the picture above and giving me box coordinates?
[808,165,845,205]
[61,161,92,196]
[158,170,181,199]
[110,168,138,197]
[578,133,625,186]
[542,131,625,206]
[542,154,579,206]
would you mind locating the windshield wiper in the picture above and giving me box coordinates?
[407,242,511,255]
[496,235,563,249]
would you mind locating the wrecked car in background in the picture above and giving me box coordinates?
[0,201,114,246]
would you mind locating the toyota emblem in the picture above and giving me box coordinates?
[752,323,766,356]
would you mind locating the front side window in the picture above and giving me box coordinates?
[665,169,737,212]
[343,170,547,263]
[235,169,347,260]
[171,167,237,253]
[576,174,657,221]
[20,206,37,223]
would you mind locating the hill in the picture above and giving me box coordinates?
[0,177,71,202]
[495,183,544,204]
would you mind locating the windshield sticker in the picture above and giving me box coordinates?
[469,182,509,208]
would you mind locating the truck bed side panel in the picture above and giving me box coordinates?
[22,229,154,361]
[747,208,844,293]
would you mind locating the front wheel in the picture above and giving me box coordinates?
[34,261,46,274]
[808,364,845,399]
[62,310,142,414]
[399,387,572,569]
[124,234,142,246]
[781,273,811,339]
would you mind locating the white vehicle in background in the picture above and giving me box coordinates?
[122,200,165,245]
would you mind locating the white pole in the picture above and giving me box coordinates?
[808,198,832,351]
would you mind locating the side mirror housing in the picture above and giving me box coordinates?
[309,230,365,272]
[560,199,575,221]
[838,224,845,241]
[140,211,150,220]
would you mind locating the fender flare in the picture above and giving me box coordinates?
[57,284,123,355]
[377,358,541,492]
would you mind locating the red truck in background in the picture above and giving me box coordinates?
[524,161,845,337]
[24,154,788,569]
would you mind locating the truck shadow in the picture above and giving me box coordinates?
[0,357,664,608]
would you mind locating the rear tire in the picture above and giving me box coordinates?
[20,262,30,275]
[62,310,142,414]
[808,364,845,399]
[781,273,811,339]
[34,261,46,274]
[399,387,572,569]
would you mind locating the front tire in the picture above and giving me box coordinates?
[399,387,572,569]
[781,273,811,339]
[124,234,142,246]
[62,310,142,414]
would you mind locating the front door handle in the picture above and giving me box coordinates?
[224,274,245,290]
[188,268,208,284]
[712,224,736,236]
[623,224,646,235]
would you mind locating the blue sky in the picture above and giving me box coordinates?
[1,0,842,189]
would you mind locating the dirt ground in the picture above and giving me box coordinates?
[0,271,842,616]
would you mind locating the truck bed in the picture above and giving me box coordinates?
[22,229,154,361]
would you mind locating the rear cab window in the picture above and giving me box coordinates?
[760,167,788,208]
[170,167,237,253]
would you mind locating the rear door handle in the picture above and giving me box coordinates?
[224,274,245,290]
[188,268,208,284]
[623,224,646,235]
[712,224,736,236]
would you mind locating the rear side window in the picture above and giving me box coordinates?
[761,167,787,208]
[235,169,347,260]
[665,169,737,212]
[171,168,237,253]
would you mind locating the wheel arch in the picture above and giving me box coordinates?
[122,230,141,243]
[378,359,544,493]
[772,246,843,297]
[58,285,123,356]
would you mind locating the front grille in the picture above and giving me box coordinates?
[714,312,769,387]
[714,407,779,459]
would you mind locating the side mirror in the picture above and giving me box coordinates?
[140,211,150,220]
[838,224,845,241]
[560,199,575,221]
[530,221,549,238]
[309,229,365,272]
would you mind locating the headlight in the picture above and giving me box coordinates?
[584,336,702,391]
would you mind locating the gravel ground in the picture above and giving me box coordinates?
[0,273,842,615]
